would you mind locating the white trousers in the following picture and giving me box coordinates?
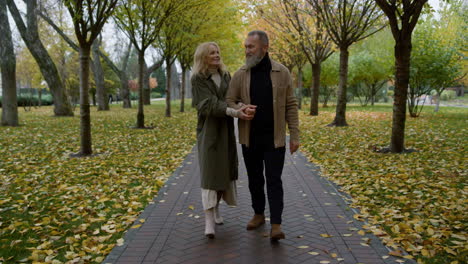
[201,180,237,210]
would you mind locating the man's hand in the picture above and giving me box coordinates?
[290,140,299,154]
[244,105,256,115]
[238,104,257,120]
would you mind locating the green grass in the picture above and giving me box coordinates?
[0,102,197,263]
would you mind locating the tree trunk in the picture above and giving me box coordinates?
[371,84,375,106]
[136,50,145,128]
[30,43,73,116]
[297,66,303,110]
[143,62,151,105]
[434,92,441,112]
[407,95,415,117]
[92,38,109,111]
[91,90,96,106]
[323,94,329,108]
[79,46,93,155]
[120,42,132,108]
[120,73,131,108]
[0,0,18,126]
[165,58,172,117]
[6,0,73,116]
[390,37,412,153]
[329,46,349,126]
[358,94,364,106]
[180,66,186,112]
[310,63,321,116]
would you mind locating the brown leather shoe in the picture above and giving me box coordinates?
[246,214,265,230]
[270,224,285,241]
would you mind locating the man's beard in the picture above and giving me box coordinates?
[245,53,263,69]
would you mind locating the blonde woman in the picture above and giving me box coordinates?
[191,42,255,238]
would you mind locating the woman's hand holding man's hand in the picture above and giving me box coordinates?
[237,105,257,120]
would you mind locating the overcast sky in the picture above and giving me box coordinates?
[429,0,441,8]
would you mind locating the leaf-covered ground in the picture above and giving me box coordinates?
[1,103,466,263]
[299,105,467,264]
[0,103,197,263]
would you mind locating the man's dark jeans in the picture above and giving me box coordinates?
[241,144,285,224]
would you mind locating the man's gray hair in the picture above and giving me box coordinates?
[248,30,269,45]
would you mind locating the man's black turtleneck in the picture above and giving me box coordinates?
[250,53,274,148]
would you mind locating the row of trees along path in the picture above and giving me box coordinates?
[0,0,437,157]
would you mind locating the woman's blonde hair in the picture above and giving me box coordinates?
[191,42,227,76]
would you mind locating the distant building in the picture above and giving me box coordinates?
[169,64,192,100]
[185,70,192,99]
[170,63,180,99]
[446,86,465,97]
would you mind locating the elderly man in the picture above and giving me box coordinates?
[226,30,300,241]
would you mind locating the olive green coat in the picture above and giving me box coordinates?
[191,71,238,190]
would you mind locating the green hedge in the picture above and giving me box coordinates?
[128,92,163,100]
[151,92,162,98]
[0,95,54,107]
[130,93,138,100]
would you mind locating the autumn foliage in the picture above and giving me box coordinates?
[128,78,158,92]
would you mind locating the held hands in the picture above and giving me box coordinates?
[237,104,257,120]
[290,140,300,154]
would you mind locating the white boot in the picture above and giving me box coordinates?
[204,208,215,238]
[214,191,224,224]
[214,205,224,225]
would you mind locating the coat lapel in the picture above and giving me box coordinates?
[239,65,251,105]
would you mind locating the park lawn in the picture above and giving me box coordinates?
[0,102,197,263]
[299,105,467,264]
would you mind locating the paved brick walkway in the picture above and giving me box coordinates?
[104,144,411,264]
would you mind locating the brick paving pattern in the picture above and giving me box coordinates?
[104,145,412,264]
